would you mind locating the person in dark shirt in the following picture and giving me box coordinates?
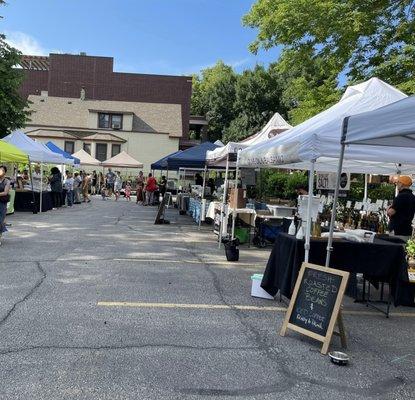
[387,175,415,239]
[195,173,203,186]
[159,175,167,196]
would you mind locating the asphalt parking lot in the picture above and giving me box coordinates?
[0,198,414,399]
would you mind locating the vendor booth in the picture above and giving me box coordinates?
[101,151,143,169]
[72,149,101,167]
[46,141,80,165]
[0,140,29,215]
[3,131,72,212]
[238,78,415,313]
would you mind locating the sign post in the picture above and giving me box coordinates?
[280,263,349,354]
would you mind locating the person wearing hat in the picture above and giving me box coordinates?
[387,175,415,240]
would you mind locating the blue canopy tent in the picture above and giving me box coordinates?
[151,150,182,170]
[46,141,80,165]
[166,142,221,170]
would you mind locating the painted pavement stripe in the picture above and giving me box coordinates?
[97,301,415,317]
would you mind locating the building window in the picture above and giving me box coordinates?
[83,143,91,154]
[98,113,123,130]
[64,141,75,154]
[111,114,123,129]
[111,144,121,157]
[95,143,108,162]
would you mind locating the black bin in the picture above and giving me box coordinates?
[224,239,239,262]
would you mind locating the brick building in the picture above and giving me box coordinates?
[19,53,196,170]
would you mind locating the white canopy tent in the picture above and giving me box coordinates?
[72,149,101,167]
[4,131,72,212]
[238,78,412,261]
[325,95,415,267]
[205,113,292,243]
[101,151,143,169]
[238,78,410,174]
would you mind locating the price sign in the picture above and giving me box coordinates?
[316,173,350,191]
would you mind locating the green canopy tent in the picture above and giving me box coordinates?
[0,140,30,214]
[0,140,29,163]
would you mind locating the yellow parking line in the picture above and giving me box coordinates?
[97,301,415,317]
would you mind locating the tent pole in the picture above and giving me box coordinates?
[219,156,230,248]
[231,151,240,240]
[28,159,36,214]
[304,160,315,263]
[363,174,368,203]
[40,164,43,213]
[199,164,207,230]
[325,117,349,267]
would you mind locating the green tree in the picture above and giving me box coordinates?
[191,61,237,141]
[243,0,415,93]
[0,33,29,137]
[223,65,287,142]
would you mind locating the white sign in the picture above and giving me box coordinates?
[316,173,350,191]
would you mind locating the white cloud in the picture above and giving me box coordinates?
[4,31,49,55]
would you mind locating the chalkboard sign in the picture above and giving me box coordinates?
[154,192,171,224]
[280,263,349,354]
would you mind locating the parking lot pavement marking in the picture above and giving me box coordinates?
[97,301,415,317]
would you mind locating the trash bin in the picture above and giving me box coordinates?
[223,238,239,262]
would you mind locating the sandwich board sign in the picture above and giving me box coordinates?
[280,263,349,354]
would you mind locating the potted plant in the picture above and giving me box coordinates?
[405,239,415,269]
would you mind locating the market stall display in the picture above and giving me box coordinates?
[101,151,143,169]
[14,189,53,213]
[72,149,101,166]
[262,233,415,311]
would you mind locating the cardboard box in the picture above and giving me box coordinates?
[251,274,274,299]
[229,188,246,209]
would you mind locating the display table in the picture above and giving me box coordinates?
[262,233,415,307]
[14,190,53,213]
[6,189,15,215]
[188,197,211,224]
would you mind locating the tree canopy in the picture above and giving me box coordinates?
[243,0,415,93]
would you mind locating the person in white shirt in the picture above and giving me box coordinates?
[64,172,74,207]
[114,172,123,201]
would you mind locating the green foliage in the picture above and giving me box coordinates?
[243,0,415,91]
[191,61,237,141]
[192,63,288,143]
[406,239,415,258]
[347,175,395,202]
[0,33,30,137]
[258,169,308,200]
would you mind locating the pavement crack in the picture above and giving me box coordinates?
[0,261,46,328]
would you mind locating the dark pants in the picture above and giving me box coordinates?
[51,191,62,208]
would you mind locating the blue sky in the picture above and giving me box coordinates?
[1,0,281,76]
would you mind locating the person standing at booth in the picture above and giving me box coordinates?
[0,165,11,245]
[144,173,157,206]
[387,175,415,240]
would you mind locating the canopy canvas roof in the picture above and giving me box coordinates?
[238,78,413,174]
[0,140,29,163]
[344,95,415,150]
[101,151,143,168]
[72,149,101,166]
[151,150,182,170]
[206,113,292,167]
[3,131,70,164]
[166,141,222,170]
[46,141,80,165]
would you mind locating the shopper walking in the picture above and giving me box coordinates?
[105,168,116,197]
[82,173,91,203]
[136,171,144,204]
[0,165,11,245]
[49,167,63,208]
[73,172,82,204]
[125,181,132,201]
[64,171,74,207]
[114,171,122,201]
[91,170,97,195]
[144,173,157,206]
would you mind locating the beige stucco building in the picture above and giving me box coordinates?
[24,94,183,171]
[19,53,194,172]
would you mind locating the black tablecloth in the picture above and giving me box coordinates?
[14,191,53,213]
[262,233,415,307]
